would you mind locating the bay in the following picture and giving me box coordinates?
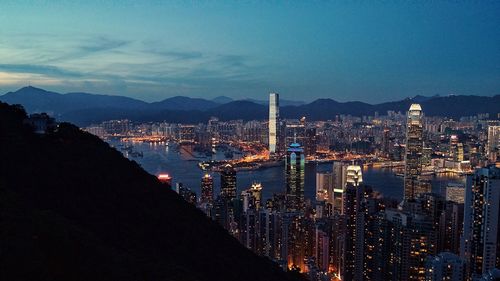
[110,140,465,202]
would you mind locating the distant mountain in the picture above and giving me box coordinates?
[243,98,306,107]
[212,96,234,104]
[151,96,219,111]
[280,95,500,120]
[411,94,441,103]
[0,102,304,281]
[212,96,305,106]
[0,86,148,116]
[0,86,218,115]
[1,86,498,125]
[206,100,268,120]
[281,99,374,120]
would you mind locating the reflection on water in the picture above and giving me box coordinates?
[110,140,465,202]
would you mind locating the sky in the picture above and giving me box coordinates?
[0,1,499,103]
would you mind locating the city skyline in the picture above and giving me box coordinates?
[1,2,500,281]
[2,87,500,280]
[1,1,500,102]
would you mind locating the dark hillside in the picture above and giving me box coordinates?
[0,102,303,281]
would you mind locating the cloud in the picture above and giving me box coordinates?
[0,33,272,100]
[79,36,131,53]
[0,64,83,78]
[148,50,204,60]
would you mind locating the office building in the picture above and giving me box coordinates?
[316,171,333,202]
[220,164,237,200]
[285,142,305,211]
[269,93,280,155]
[201,173,214,204]
[332,161,348,213]
[487,126,500,162]
[342,165,365,281]
[404,103,428,201]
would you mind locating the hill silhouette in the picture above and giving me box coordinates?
[0,102,304,281]
[1,86,498,125]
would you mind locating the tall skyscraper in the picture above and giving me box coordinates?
[487,125,500,162]
[220,164,237,200]
[382,127,391,157]
[332,161,348,213]
[201,173,214,204]
[404,103,427,201]
[462,166,500,280]
[316,171,333,202]
[342,165,365,281]
[285,142,305,211]
[269,92,279,155]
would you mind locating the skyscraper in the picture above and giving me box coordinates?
[332,161,348,213]
[201,173,214,204]
[404,103,427,201]
[342,165,365,281]
[462,166,500,280]
[220,164,237,200]
[269,92,279,155]
[382,127,391,157]
[487,125,500,163]
[285,142,305,211]
[241,182,263,212]
[316,171,333,202]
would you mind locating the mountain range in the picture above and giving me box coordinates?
[1,86,498,126]
[0,101,304,281]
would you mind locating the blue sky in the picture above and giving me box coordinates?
[0,1,499,103]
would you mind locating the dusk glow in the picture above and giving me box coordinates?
[1,1,499,102]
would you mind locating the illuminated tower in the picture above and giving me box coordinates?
[220,164,237,200]
[241,182,263,212]
[404,103,426,201]
[285,142,305,211]
[342,165,364,281]
[200,173,214,204]
[269,92,279,155]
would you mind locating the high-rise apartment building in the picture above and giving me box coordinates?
[462,166,500,280]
